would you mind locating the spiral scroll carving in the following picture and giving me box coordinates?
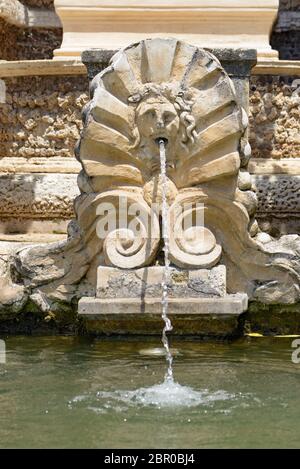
[97,193,160,269]
[168,201,222,269]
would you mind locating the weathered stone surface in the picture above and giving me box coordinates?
[238,169,252,190]
[21,0,55,7]
[78,39,252,271]
[82,48,257,82]
[0,59,86,78]
[249,75,300,159]
[97,265,226,299]
[256,216,300,238]
[0,173,79,219]
[0,156,81,174]
[0,278,27,315]
[80,312,242,337]
[2,172,298,224]
[0,65,298,237]
[0,0,60,28]
[0,18,62,61]
[253,234,300,304]
[80,294,248,317]
[245,300,300,336]
[249,158,300,175]
[0,219,70,235]
[0,0,61,60]
[252,174,300,214]
[0,170,298,232]
[0,75,88,159]
[1,64,300,172]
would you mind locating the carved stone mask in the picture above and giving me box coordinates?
[135,96,180,144]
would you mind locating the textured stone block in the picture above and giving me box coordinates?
[253,174,300,214]
[0,75,88,159]
[0,173,79,218]
[97,265,227,299]
[249,75,300,159]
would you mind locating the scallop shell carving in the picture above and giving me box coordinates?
[79,38,246,191]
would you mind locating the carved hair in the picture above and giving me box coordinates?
[128,84,197,149]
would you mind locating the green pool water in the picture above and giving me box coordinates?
[0,335,299,448]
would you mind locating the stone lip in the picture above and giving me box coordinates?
[81,46,257,81]
[79,294,248,317]
[78,294,248,336]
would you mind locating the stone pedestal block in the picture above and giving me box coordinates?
[96,265,227,299]
[77,265,248,336]
[78,294,248,335]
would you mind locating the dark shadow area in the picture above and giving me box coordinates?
[271,0,300,59]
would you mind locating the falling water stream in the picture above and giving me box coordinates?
[65,140,226,410]
[159,138,174,383]
[90,138,215,409]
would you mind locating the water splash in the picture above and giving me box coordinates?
[159,139,173,383]
[72,385,235,410]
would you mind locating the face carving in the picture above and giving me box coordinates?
[135,96,180,143]
[132,95,180,172]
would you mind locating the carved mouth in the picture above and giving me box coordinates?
[154,137,168,146]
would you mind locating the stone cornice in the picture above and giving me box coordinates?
[53,0,279,59]
[0,157,81,174]
[253,59,300,75]
[1,157,300,176]
[2,58,300,78]
[54,0,278,8]
[0,59,86,77]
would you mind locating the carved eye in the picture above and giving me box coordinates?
[163,111,176,124]
[143,109,156,119]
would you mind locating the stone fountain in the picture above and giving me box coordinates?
[2,38,300,336]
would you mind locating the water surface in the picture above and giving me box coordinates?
[0,335,299,448]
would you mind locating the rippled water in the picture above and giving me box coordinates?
[0,335,300,448]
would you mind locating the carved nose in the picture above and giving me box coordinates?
[156,120,164,128]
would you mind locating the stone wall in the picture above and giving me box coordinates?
[1,75,87,159]
[0,73,87,233]
[252,174,300,236]
[249,75,300,159]
[0,67,299,237]
[3,73,299,162]
[0,0,61,61]
[0,22,62,60]
[249,73,300,235]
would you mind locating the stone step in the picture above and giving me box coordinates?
[78,294,248,336]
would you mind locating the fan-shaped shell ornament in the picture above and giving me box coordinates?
[79,38,246,192]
